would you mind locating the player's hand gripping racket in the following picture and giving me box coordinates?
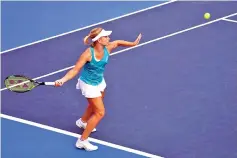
[4,75,55,93]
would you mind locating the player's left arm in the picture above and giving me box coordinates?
[106,33,142,53]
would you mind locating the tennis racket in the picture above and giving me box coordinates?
[4,75,55,93]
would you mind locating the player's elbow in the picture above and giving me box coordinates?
[72,68,80,75]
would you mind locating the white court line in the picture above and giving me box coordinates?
[0,114,164,158]
[1,12,237,92]
[222,18,237,23]
[0,0,176,54]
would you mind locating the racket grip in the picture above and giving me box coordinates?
[44,82,55,86]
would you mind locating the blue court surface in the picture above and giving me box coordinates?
[1,1,237,158]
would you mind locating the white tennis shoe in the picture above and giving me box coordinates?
[76,138,98,151]
[76,118,97,132]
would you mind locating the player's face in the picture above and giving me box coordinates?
[98,36,110,46]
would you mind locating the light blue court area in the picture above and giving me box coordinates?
[1,1,165,51]
[1,118,156,158]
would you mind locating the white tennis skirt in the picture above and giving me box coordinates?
[76,78,106,98]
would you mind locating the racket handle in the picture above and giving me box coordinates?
[44,82,55,86]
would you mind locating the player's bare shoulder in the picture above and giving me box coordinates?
[80,47,92,62]
[106,41,118,53]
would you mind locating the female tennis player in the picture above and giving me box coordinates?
[55,27,142,151]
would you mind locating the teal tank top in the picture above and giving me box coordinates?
[79,46,110,86]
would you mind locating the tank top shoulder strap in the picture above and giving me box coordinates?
[104,46,110,56]
[89,47,96,62]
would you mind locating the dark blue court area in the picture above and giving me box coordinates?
[1,1,237,158]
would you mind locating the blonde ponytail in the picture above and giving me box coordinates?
[83,35,90,45]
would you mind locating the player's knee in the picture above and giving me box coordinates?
[96,109,105,118]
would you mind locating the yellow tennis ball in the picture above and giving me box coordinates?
[204,13,211,19]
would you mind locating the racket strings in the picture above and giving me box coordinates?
[5,76,35,92]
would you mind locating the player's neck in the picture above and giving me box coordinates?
[94,44,104,53]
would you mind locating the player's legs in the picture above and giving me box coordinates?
[81,104,93,122]
[75,79,106,151]
[81,96,105,140]
[76,96,105,151]
[76,91,105,133]
[81,91,105,122]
